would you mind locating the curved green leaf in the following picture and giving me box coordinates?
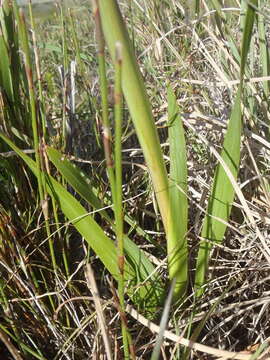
[46,146,163,308]
[0,134,163,312]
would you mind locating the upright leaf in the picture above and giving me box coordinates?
[96,0,185,301]
[167,86,188,298]
[195,90,242,293]
[195,0,258,294]
[96,0,170,232]
[257,0,270,98]
[240,0,258,81]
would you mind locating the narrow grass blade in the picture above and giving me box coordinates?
[1,134,119,273]
[0,328,23,360]
[150,279,176,360]
[257,0,270,98]
[0,0,24,131]
[47,148,158,247]
[92,0,115,196]
[85,264,113,360]
[113,41,133,359]
[0,325,46,360]
[183,282,235,360]
[167,85,188,298]
[47,147,107,217]
[0,134,163,312]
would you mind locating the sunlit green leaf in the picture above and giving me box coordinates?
[167,85,188,299]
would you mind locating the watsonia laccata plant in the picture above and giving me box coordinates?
[0,0,260,317]
[97,0,260,300]
[0,0,164,314]
[97,0,188,300]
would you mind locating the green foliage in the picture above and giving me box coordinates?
[1,135,164,312]
[0,0,269,356]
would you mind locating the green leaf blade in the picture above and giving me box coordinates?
[240,0,258,80]
[195,90,242,294]
[0,136,163,312]
[47,147,164,311]
[167,85,188,299]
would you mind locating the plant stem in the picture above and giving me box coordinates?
[114,41,132,360]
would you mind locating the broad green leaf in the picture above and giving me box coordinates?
[0,134,163,312]
[47,147,160,247]
[195,89,242,294]
[46,147,163,306]
[47,148,107,217]
[167,85,188,299]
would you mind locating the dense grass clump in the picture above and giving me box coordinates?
[0,0,270,359]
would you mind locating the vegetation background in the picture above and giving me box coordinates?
[0,0,270,359]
